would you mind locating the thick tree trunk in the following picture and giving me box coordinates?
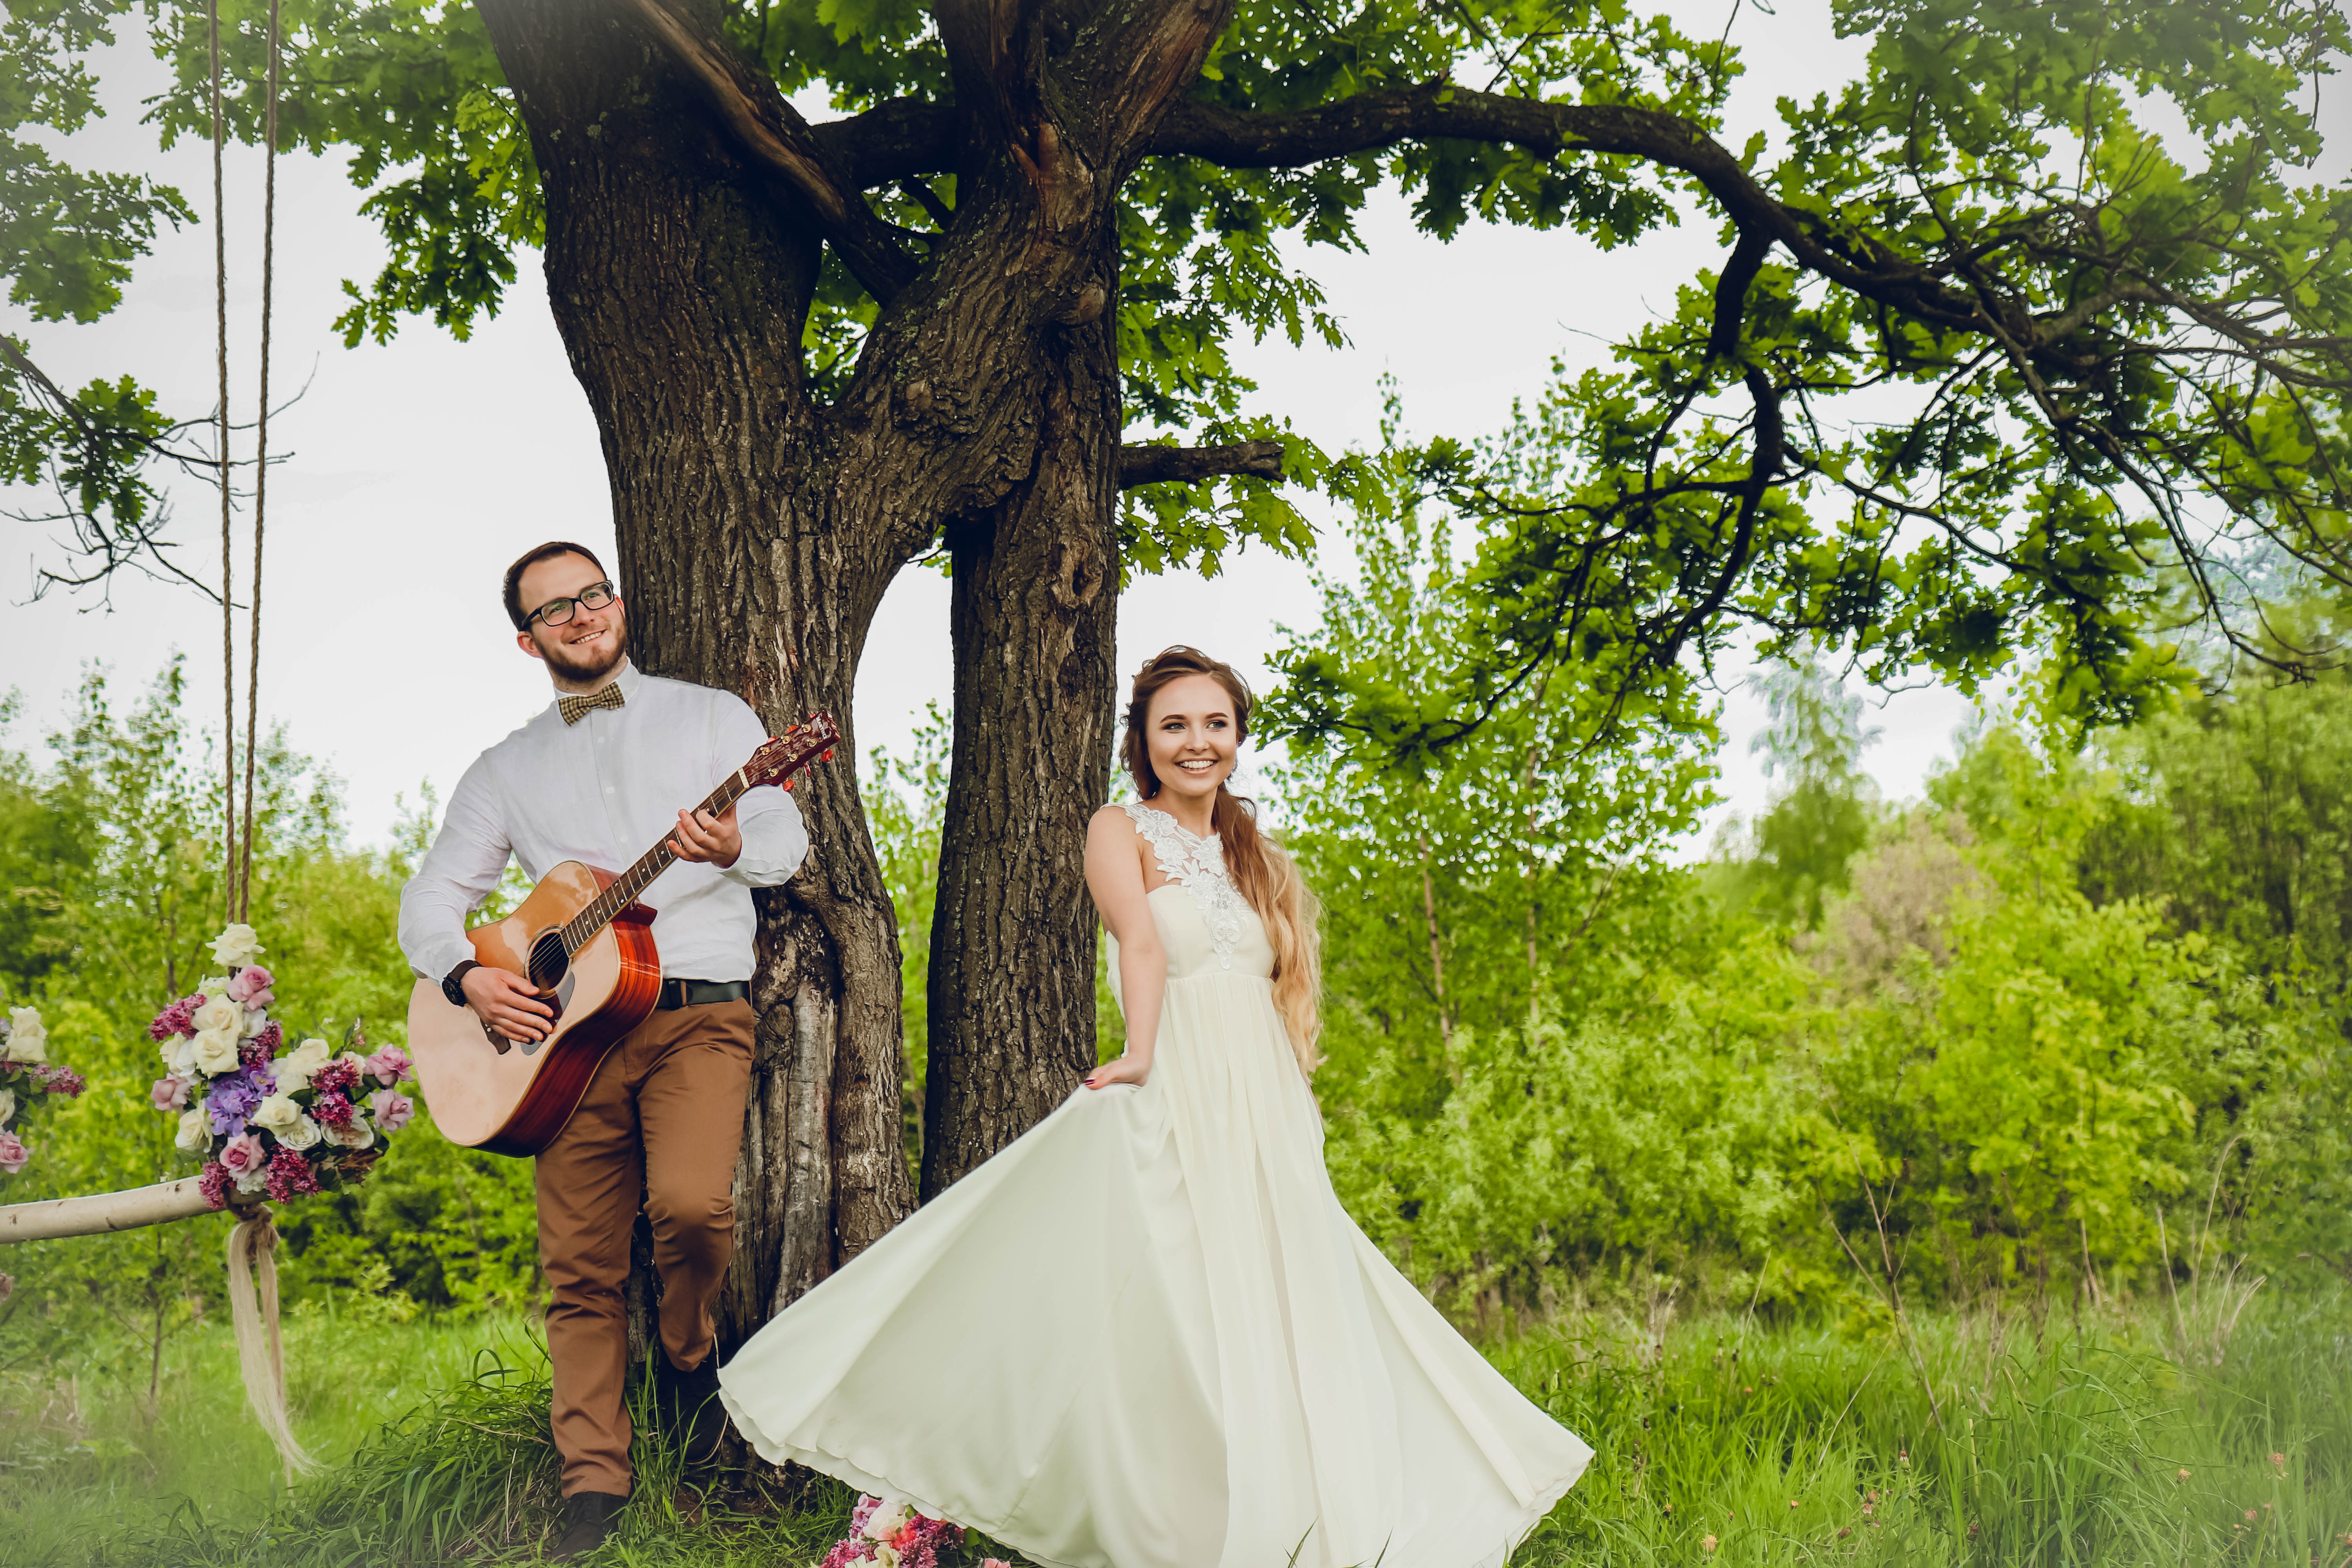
[922,287,1122,1198]
[475,0,1232,1342]
[477,0,915,1350]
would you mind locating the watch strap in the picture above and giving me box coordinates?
[442,959,483,1008]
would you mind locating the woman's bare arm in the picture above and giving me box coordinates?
[1082,806,1163,1089]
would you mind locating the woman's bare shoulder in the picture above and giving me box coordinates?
[1089,801,1141,833]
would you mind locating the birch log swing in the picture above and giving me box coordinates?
[0,0,417,1482]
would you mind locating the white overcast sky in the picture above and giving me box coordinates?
[5,4,2336,852]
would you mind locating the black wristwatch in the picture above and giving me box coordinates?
[442,960,483,1008]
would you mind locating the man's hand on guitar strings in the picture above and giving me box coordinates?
[462,965,556,1043]
[669,804,743,869]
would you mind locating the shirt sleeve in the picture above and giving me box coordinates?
[713,693,810,889]
[397,755,514,982]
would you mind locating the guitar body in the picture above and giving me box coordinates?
[407,860,662,1156]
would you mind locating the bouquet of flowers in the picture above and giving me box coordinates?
[816,1496,1000,1568]
[148,923,414,1209]
[0,1004,88,1179]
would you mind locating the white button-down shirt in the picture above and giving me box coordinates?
[398,662,808,985]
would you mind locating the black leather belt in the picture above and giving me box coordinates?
[656,978,750,1011]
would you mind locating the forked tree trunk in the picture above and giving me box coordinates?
[474,0,1230,1344]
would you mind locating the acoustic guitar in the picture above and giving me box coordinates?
[407,714,840,1156]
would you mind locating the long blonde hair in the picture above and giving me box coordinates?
[1121,646,1322,1076]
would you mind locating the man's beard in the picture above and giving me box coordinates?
[540,615,628,686]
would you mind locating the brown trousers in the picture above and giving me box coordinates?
[534,998,754,1497]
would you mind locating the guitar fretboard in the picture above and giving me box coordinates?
[557,767,759,957]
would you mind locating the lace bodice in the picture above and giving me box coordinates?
[1120,800,1261,974]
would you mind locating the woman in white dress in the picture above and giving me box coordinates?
[718,646,1592,1568]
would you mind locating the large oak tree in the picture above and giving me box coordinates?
[5,0,2347,1349]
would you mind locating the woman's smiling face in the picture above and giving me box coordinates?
[1145,673,1239,806]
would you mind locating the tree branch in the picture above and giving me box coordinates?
[1153,84,2000,352]
[1118,440,1284,488]
[812,96,961,190]
[618,0,918,303]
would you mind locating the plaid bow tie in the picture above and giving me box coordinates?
[558,683,626,725]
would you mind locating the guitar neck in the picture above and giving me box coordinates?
[559,769,757,957]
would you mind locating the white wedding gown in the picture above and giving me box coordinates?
[718,802,1592,1568]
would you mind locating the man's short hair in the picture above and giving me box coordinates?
[503,541,608,631]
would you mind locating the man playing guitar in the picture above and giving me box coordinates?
[398,541,807,1557]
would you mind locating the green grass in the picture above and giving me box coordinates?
[2,1292,2347,1566]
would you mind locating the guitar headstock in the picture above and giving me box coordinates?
[744,712,843,793]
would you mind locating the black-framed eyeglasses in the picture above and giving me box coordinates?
[524,581,617,630]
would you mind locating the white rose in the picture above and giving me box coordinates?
[872,1548,900,1568]
[232,1163,270,1194]
[174,1107,212,1152]
[169,1036,200,1075]
[323,1118,374,1151]
[3,1007,47,1065]
[191,992,241,1036]
[274,1115,322,1152]
[861,1503,909,1543]
[0,1089,16,1127]
[190,1027,242,1077]
[242,1008,270,1039]
[275,1038,333,1093]
[250,1095,302,1134]
[209,924,264,967]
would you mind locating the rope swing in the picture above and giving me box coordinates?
[207,0,281,927]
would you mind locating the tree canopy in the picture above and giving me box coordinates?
[6,0,2348,723]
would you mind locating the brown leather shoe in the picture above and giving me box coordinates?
[552,1490,627,1559]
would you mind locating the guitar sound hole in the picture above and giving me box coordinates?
[528,933,569,992]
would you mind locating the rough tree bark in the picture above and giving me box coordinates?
[470,0,1243,1339]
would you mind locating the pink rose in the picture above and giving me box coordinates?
[367,1089,415,1132]
[365,1045,413,1087]
[227,967,276,1007]
[0,1132,26,1174]
[219,1131,267,1178]
[150,1074,191,1111]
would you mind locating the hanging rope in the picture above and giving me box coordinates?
[237,0,281,924]
[224,1207,314,1479]
[209,0,238,926]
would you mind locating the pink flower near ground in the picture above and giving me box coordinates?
[365,1045,413,1086]
[367,1089,415,1132]
[150,1075,191,1111]
[219,1132,267,1179]
[0,1132,26,1174]
[226,966,275,1006]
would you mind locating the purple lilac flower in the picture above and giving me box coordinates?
[197,1161,232,1210]
[149,994,203,1041]
[312,1058,359,1098]
[311,1091,355,1130]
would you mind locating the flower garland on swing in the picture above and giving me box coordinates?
[148,924,413,1208]
[0,1006,88,1180]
